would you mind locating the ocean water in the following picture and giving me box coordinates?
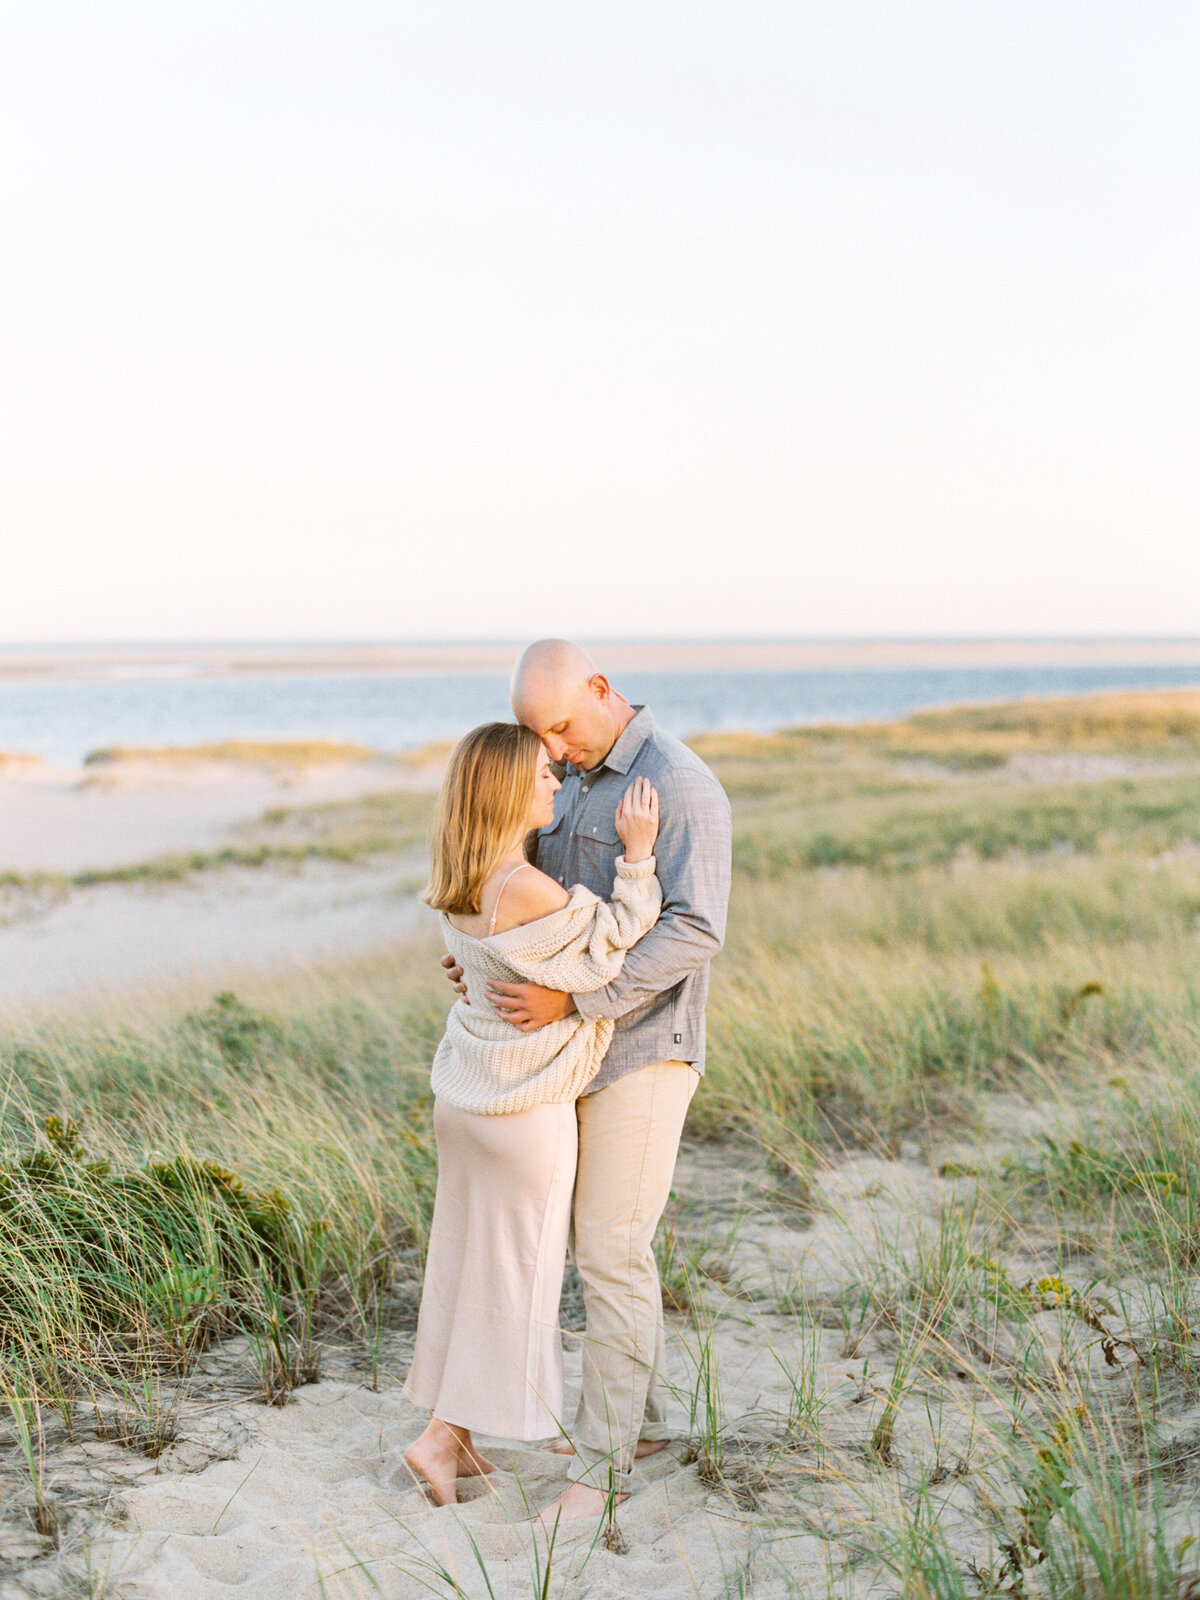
[4,661,1200,770]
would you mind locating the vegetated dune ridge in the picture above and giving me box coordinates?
[0,741,449,1011]
[0,739,448,874]
[4,689,1200,1596]
[3,691,1199,1011]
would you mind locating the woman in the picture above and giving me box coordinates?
[401,721,661,1505]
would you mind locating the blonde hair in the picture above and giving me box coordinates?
[422,722,543,914]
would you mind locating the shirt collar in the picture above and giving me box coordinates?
[595,704,654,776]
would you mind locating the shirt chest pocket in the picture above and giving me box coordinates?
[575,814,622,886]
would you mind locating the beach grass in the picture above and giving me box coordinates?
[81,739,383,767]
[0,951,446,1451]
[5,688,1200,1592]
[80,736,457,771]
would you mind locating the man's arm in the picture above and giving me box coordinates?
[571,765,731,1023]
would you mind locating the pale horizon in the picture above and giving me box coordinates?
[7,634,1200,689]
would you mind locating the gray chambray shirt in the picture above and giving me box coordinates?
[532,705,732,1094]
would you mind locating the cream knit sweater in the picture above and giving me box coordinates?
[430,855,662,1114]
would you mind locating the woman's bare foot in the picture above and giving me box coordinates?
[538,1480,629,1525]
[404,1418,496,1505]
[456,1444,497,1477]
[403,1435,458,1506]
[542,1437,668,1460]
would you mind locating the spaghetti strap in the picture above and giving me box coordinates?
[488,862,533,936]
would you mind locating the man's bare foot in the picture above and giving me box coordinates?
[635,1439,668,1459]
[542,1437,668,1460]
[538,1480,629,1525]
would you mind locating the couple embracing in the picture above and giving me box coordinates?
[401,638,733,1524]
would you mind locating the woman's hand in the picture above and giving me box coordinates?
[441,951,468,1001]
[614,776,659,862]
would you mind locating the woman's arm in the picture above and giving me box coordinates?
[491,859,662,998]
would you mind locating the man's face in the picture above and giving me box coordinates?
[515,676,618,771]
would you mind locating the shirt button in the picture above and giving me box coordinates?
[581,785,588,793]
[592,826,598,833]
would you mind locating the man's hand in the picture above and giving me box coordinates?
[485,981,577,1032]
[441,952,468,1000]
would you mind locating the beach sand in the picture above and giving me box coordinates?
[54,1121,1160,1600]
[0,755,872,1598]
[66,1144,957,1600]
[0,754,436,1014]
[0,859,428,1013]
[0,755,434,877]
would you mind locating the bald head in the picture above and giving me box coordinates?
[510,638,634,771]
[510,638,598,713]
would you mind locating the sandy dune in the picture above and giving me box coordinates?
[10,1102,1194,1597]
[0,758,432,877]
[0,858,429,1013]
[81,1145,868,1600]
[0,756,438,1014]
[77,1134,1137,1600]
[90,1388,748,1600]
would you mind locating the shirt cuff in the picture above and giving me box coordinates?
[614,854,656,879]
[572,986,608,1020]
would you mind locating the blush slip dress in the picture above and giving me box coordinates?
[401,865,580,1440]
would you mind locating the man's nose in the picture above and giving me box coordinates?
[543,736,567,761]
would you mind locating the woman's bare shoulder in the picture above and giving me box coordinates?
[496,866,571,931]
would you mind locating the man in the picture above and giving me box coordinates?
[441,638,732,1522]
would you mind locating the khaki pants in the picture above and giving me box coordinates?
[566,1059,699,1492]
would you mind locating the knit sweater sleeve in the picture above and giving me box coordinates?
[498,856,662,994]
[577,855,663,985]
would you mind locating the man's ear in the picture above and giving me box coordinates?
[588,673,611,701]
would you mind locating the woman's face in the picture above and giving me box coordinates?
[526,746,562,831]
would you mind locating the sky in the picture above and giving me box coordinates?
[1,2,1197,642]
